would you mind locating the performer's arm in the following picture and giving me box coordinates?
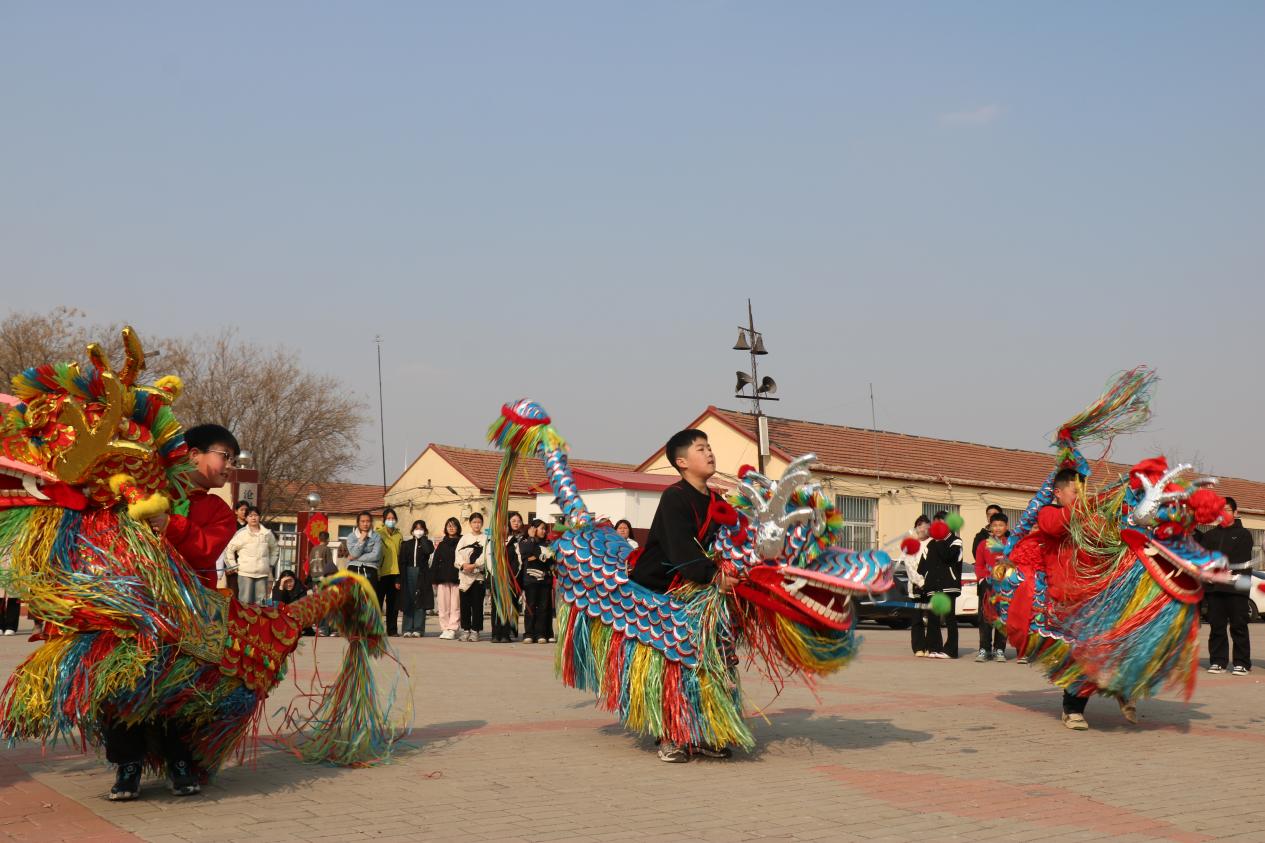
[1036,505,1071,539]
[165,497,238,580]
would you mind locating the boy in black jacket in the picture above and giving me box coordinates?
[629,429,736,763]
[1198,497,1255,675]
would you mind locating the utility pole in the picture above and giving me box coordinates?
[732,299,778,474]
[375,335,387,494]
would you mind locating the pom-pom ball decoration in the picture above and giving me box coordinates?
[928,520,950,541]
[945,512,964,534]
[737,464,756,480]
[1186,488,1226,526]
[929,592,952,616]
[900,536,922,556]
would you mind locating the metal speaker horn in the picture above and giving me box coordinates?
[735,371,753,393]
[758,376,777,396]
[751,335,768,355]
[733,331,751,351]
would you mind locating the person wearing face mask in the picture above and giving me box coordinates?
[375,508,404,637]
[399,520,434,637]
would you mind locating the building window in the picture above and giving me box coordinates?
[337,525,355,541]
[1250,528,1265,569]
[836,495,878,551]
[921,502,960,521]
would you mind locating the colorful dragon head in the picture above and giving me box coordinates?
[1119,457,1234,600]
[719,455,894,632]
[0,327,187,512]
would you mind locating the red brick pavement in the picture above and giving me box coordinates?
[0,620,1262,842]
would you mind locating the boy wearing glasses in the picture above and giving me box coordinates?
[106,423,241,801]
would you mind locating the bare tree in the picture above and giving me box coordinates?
[2,309,364,517]
[0,307,124,383]
[152,331,365,516]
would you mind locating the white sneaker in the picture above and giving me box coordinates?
[438,630,456,640]
[523,637,535,644]
[2,630,13,637]
[468,631,479,642]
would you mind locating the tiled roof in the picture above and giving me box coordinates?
[262,481,385,515]
[428,445,633,496]
[529,466,682,494]
[649,407,1265,515]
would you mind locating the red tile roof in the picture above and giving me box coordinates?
[529,466,682,495]
[640,407,1265,515]
[427,445,633,496]
[261,481,385,516]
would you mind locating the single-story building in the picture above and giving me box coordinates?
[634,406,1265,562]
[385,444,631,536]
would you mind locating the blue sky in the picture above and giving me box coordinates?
[2,2,1262,486]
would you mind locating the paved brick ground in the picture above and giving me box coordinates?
[1,618,1262,842]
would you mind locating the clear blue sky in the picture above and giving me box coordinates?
[3,2,1262,486]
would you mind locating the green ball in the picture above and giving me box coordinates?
[946,512,965,533]
[929,592,952,617]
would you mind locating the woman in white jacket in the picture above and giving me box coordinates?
[901,515,931,658]
[455,512,488,642]
[224,507,280,605]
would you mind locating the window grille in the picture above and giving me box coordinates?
[836,495,878,551]
[921,502,960,521]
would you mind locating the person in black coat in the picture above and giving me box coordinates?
[399,520,435,638]
[1197,497,1255,675]
[919,511,963,659]
[492,512,527,643]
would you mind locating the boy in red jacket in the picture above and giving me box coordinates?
[106,423,241,801]
[973,511,1010,662]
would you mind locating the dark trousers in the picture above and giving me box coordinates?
[105,720,193,769]
[926,593,958,657]
[378,573,400,636]
[910,599,931,653]
[1,598,20,632]
[525,579,553,640]
[1062,690,1089,715]
[1206,591,1251,669]
[460,581,485,632]
[976,583,1006,651]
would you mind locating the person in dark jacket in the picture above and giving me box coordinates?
[920,510,963,659]
[272,570,315,635]
[492,512,526,643]
[399,520,435,638]
[521,519,555,643]
[1197,497,1255,675]
[431,518,462,640]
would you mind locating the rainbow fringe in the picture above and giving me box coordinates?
[485,404,568,625]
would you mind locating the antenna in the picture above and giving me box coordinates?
[869,382,880,483]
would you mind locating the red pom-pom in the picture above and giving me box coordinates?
[1128,456,1169,490]
[737,464,756,479]
[708,499,740,527]
[929,520,950,541]
[1187,488,1226,525]
[900,536,921,555]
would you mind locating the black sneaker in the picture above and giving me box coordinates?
[692,744,733,759]
[657,740,689,763]
[169,760,200,796]
[108,762,142,801]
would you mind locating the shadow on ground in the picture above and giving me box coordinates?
[996,689,1213,732]
[602,708,931,762]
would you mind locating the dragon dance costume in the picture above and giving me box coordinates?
[988,368,1243,718]
[486,400,894,751]
[0,329,398,781]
